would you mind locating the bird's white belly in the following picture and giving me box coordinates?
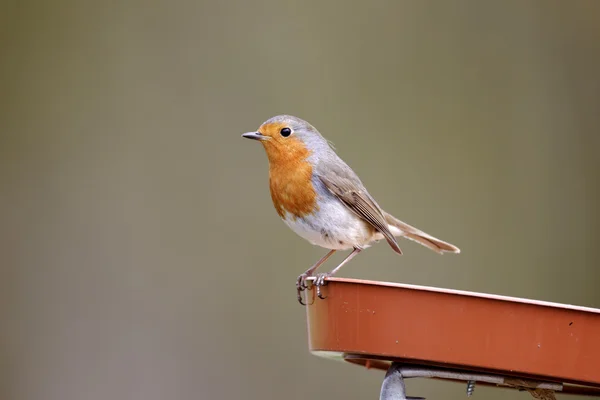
[282,198,376,250]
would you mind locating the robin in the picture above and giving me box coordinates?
[242,115,460,304]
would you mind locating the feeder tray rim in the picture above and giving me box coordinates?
[305,276,600,313]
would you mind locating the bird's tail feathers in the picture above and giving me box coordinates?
[384,212,460,254]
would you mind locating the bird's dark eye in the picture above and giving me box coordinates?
[280,127,292,137]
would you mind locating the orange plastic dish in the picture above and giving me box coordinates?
[304,278,600,395]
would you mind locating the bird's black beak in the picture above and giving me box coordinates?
[241,132,268,141]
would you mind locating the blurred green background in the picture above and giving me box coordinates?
[2,0,599,399]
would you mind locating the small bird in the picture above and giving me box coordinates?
[242,115,460,304]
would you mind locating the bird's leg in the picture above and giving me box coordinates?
[296,249,336,305]
[296,249,336,289]
[315,247,362,299]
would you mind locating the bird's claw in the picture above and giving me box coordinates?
[314,273,329,299]
[296,273,310,305]
[296,273,311,291]
[296,272,329,304]
[297,292,306,306]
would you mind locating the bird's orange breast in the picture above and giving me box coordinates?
[264,134,318,220]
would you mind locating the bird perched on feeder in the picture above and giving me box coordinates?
[242,115,460,304]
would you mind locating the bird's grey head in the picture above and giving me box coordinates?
[262,115,333,152]
[241,114,336,165]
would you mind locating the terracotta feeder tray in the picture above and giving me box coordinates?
[303,277,600,399]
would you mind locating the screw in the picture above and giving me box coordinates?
[466,380,476,397]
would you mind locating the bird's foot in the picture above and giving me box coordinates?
[314,273,330,299]
[296,273,311,290]
[296,273,311,305]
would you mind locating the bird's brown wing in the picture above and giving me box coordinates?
[318,174,402,255]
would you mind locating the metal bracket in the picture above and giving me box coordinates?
[380,363,563,400]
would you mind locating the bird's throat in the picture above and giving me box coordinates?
[268,151,318,220]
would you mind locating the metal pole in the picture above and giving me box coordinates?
[380,362,425,400]
[379,363,561,400]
